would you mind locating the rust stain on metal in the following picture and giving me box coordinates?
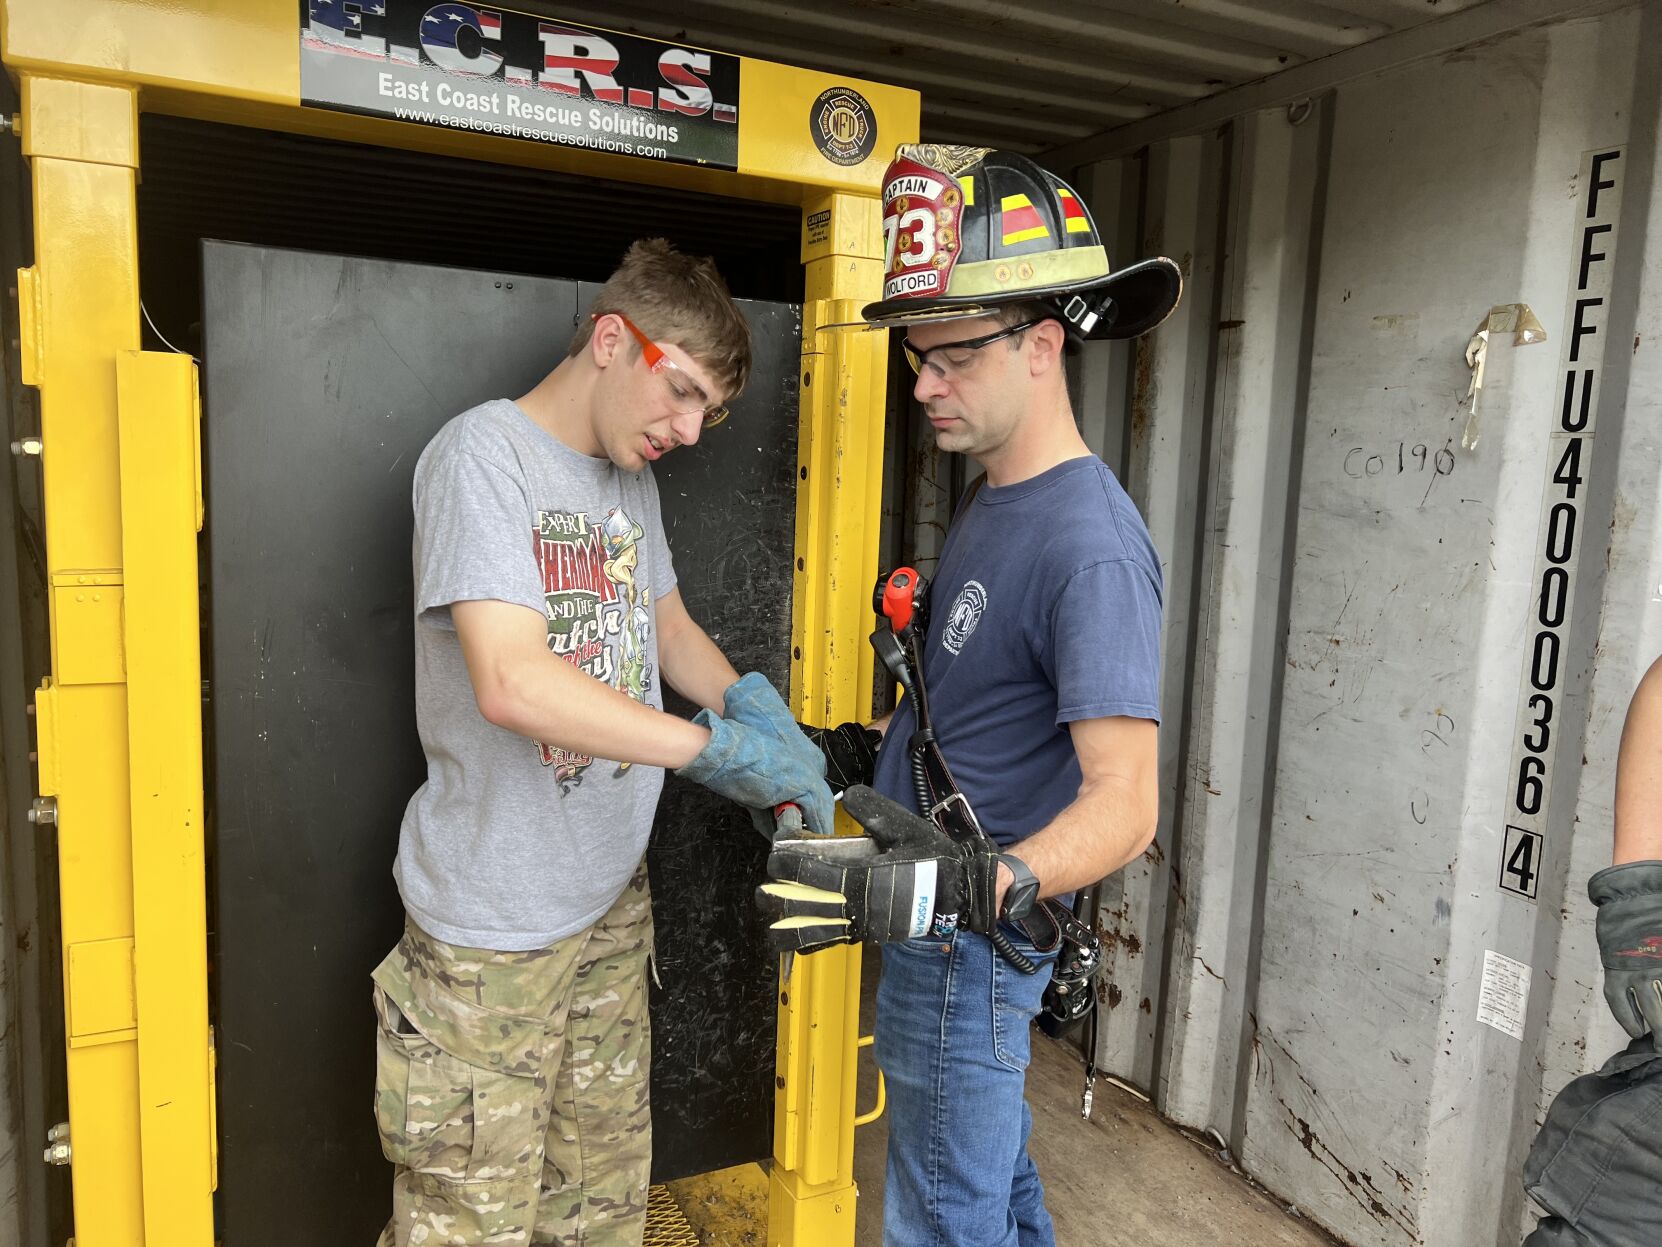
[1275,1088,1418,1238]
[1130,336,1156,451]
[1291,1111,1416,1236]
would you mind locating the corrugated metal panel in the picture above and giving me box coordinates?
[1051,6,1657,1245]
[133,115,803,355]
[136,117,800,278]
[886,4,1658,1242]
[548,0,1492,152]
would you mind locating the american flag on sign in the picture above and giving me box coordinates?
[421,6,472,49]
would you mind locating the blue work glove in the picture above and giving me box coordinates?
[722,672,801,744]
[1588,860,1662,1039]
[717,673,841,837]
[677,678,835,836]
[724,672,878,786]
[723,671,880,800]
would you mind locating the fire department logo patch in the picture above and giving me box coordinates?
[812,87,877,167]
[942,580,988,656]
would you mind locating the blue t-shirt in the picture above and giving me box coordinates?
[871,456,1163,847]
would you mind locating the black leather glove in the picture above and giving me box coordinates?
[800,721,881,795]
[1588,860,1662,1038]
[755,785,1001,955]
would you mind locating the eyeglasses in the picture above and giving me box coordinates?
[598,312,730,428]
[902,319,1045,379]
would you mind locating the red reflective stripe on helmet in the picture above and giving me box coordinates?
[1000,194,1049,245]
[1058,190,1091,235]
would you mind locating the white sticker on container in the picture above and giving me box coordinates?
[1477,949,1531,1041]
[908,861,938,939]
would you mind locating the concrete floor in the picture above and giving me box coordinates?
[851,1027,1338,1246]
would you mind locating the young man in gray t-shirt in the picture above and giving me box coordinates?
[371,239,832,1247]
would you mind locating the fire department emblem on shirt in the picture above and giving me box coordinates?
[942,580,987,655]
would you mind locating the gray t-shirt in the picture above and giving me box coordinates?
[396,398,676,950]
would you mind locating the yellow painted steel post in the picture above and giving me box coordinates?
[17,74,215,1247]
[18,73,146,1247]
[116,350,215,1238]
[770,191,887,1246]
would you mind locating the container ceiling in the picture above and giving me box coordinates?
[549,0,1496,154]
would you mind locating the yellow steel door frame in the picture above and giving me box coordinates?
[770,193,888,1245]
[1,3,916,1245]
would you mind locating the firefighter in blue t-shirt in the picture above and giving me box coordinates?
[756,145,1184,1247]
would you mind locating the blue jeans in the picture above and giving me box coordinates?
[875,925,1059,1247]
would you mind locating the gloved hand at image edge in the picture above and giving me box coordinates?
[1588,859,1662,1039]
[755,785,1002,955]
[676,677,835,836]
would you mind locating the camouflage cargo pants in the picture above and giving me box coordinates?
[372,868,653,1247]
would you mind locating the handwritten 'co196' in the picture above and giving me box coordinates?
[1343,442,1456,479]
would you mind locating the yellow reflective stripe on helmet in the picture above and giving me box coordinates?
[946,246,1112,297]
[1005,225,1050,244]
[962,174,974,207]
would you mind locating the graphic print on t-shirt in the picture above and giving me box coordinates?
[532,506,654,791]
[942,579,988,655]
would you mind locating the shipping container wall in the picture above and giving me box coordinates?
[1052,5,1661,1245]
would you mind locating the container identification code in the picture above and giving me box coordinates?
[1497,146,1624,900]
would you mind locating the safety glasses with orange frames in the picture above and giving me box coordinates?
[597,312,730,428]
